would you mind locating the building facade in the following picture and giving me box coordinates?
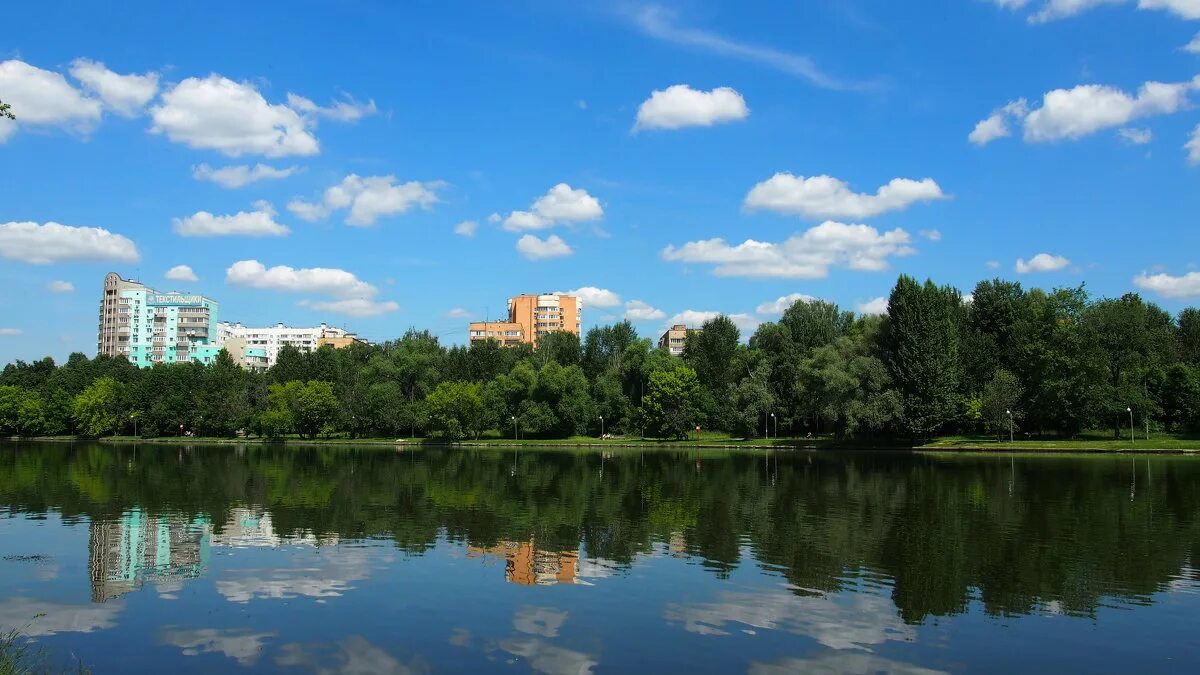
[97,273,221,367]
[468,293,581,347]
[216,322,364,368]
[658,324,700,356]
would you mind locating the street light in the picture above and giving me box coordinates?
[599,415,604,439]
[1006,409,1013,444]
[770,412,777,439]
[1127,407,1134,444]
[511,415,517,440]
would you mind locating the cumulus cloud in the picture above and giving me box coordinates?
[755,293,817,315]
[454,220,478,237]
[516,234,573,260]
[624,300,666,321]
[1015,253,1071,273]
[634,84,749,130]
[287,174,442,226]
[1118,127,1153,144]
[1133,270,1200,298]
[0,328,22,336]
[285,93,376,122]
[856,297,889,315]
[1187,124,1200,164]
[986,260,1002,269]
[165,265,199,282]
[744,173,946,220]
[563,286,621,307]
[0,221,138,264]
[1185,32,1200,53]
[150,75,319,157]
[446,307,472,318]
[919,229,942,241]
[193,163,299,188]
[662,221,915,279]
[0,59,102,140]
[502,183,603,231]
[995,0,1200,22]
[174,201,290,237]
[298,298,399,317]
[47,280,75,293]
[68,58,158,116]
[226,260,378,297]
[972,77,1199,145]
[668,310,760,335]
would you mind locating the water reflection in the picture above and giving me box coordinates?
[0,442,1199,673]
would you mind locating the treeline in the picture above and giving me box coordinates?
[2,274,1200,441]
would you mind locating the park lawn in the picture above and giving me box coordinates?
[920,434,1200,452]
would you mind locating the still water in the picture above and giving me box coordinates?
[1,443,1198,674]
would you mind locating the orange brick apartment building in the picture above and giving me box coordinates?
[468,293,581,347]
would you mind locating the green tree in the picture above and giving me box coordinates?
[799,336,901,441]
[982,368,1023,440]
[536,331,582,367]
[1179,308,1200,366]
[0,99,13,120]
[0,386,45,436]
[72,377,124,437]
[196,351,248,436]
[882,276,962,439]
[426,381,485,440]
[640,365,704,439]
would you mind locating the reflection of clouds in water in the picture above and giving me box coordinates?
[664,588,913,651]
[160,627,276,665]
[275,635,425,674]
[217,545,392,603]
[448,628,472,647]
[499,637,597,675]
[0,598,121,636]
[750,653,946,675]
[513,605,568,638]
[576,558,618,579]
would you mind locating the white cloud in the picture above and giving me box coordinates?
[1001,0,1200,22]
[487,212,502,224]
[755,293,817,315]
[1187,123,1200,164]
[193,163,299,188]
[47,280,75,293]
[165,265,199,282]
[516,234,573,260]
[1185,32,1200,53]
[298,298,399,317]
[285,93,376,122]
[0,221,139,264]
[986,260,1001,269]
[149,75,319,157]
[856,297,889,315]
[634,84,749,130]
[0,328,22,336]
[454,220,479,237]
[668,310,760,335]
[1133,270,1200,298]
[0,59,102,141]
[502,183,604,231]
[564,286,621,307]
[1118,127,1153,144]
[744,173,946,220]
[68,58,157,116]
[174,201,290,237]
[226,260,378,297]
[0,598,121,636]
[160,628,276,667]
[287,174,442,226]
[1015,253,1071,273]
[662,221,915,279]
[446,307,472,318]
[624,300,666,321]
[626,5,851,90]
[919,228,942,241]
[974,77,1199,145]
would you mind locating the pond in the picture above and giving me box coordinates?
[1,443,1198,673]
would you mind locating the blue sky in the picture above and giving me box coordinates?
[2,0,1199,362]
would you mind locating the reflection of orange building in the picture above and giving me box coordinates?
[467,539,578,586]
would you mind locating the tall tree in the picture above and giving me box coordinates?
[882,276,962,439]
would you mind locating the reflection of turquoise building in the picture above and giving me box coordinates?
[97,273,221,367]
[87,509,212,602]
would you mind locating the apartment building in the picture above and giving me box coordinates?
[468,293,581,347]
[217,322,364,367]
[97,272,221,367]
[658,324,700,356]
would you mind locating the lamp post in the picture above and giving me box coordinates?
[1127,407,1134,444]
[1006,409,1012,444]
[511,415,517,440]
[770,413,777,439]
[599,415,604,439]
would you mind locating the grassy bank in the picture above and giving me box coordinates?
[918,434,1200,452]
[0,629,88,675]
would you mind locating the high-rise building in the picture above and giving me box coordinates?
[658,324,700,356]
[88,509,211,602]
[468,293,581,347]
[97,272,221,367]
[216,322,365,368]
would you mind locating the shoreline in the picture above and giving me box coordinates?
[5,435,1200,454]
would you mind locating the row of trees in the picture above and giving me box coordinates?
[3,274,1200,441]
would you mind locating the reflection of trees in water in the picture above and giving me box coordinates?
[2,443,1199,623]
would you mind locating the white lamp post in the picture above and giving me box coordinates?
[1127,407,1134,444]
[599,415,604,439]
[1006,409,1013,444]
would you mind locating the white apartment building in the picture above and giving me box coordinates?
[217,322,363,367]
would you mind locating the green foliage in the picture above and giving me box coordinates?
[882,276,962,439]
[264,381,339,439]
[0,386,45,436]
[982,369,1023,440]
[426,381,485,439]
[0,99,12,120]
[72,377,123,437]
[640,365,704,439]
